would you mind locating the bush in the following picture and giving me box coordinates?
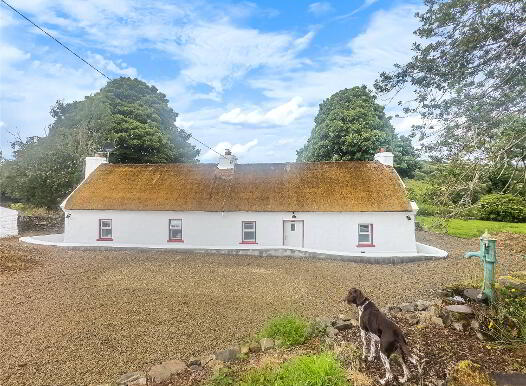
[476,194,526,223]
[259,315,311,347]
[416,204,450,217]
[480,285,526,345]
[240,353,349,386]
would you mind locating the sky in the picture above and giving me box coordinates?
[0,0,423,163]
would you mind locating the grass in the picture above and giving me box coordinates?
[259,314,312,347]
[239,353,350,386]
[417,216,526,238]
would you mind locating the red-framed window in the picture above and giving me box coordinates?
[168,219,183,242]
[98,219,113,241]
[357,223,374,247]
[241,221,257,244]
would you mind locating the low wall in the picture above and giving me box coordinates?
[18,214,64,234]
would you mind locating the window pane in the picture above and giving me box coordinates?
[101,220,111,229]
[101,229,112,238]
[243,222,254,230]
[170,219,182,229]
[358,233,370,243]
[170,229,182,240]
[291,223,295,231]
[359,224,370,233]
[243,231,256,241]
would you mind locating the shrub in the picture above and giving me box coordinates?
[416,204,450,217]
[479,285,526,345]
[259,315,311,347]
[476,194,526,223]
[276,353,349,386]
[240,353,349,386]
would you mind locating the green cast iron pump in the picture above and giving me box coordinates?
[464,230,497,301]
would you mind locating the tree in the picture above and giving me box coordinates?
[2,77,200,207]
[48,77,199,164]
[296,86,420,177]
[375,0,526,203]
[2,137,83,208]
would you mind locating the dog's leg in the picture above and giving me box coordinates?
[379,352,394,385]
[367,334,378,361]
[360,329,369,360]
[397,355,410,383]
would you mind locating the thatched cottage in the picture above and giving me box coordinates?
[51,149,445,260]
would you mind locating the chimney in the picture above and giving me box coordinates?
[374,149,394,167]
[217,149,237,169]
[85,152,108,179]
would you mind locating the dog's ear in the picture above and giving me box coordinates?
[354,289,365,305]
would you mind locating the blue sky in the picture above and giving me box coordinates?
[0,0,423,163]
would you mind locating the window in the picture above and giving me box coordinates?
[357,224,374,246]
[241,221,256,243]
[290,222,296,231]
[98,219,112,240]
[168,219,183,242]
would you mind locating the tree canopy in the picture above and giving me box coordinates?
[1,77,199,207]
[375,0,526,203]
[297,86,420,178]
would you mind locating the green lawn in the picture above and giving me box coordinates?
[417,216,526,238]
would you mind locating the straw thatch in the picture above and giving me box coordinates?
[64,161,412,212]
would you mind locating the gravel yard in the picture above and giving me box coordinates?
[1,231,525,386]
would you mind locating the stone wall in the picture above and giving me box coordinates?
[18,213,64,234]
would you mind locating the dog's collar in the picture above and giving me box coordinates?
[357,298,370,307]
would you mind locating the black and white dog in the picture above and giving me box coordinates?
[345,288,418,384]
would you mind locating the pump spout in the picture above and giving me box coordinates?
[464,251,482,259]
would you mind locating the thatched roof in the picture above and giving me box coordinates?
[64,162,412,212]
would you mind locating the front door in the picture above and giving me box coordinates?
[283,220,304,248]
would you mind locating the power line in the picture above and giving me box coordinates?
[3,0,227,160]
[186,132,226,159]
[1,0,112,81]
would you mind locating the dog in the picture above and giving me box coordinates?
[345,288,418,384]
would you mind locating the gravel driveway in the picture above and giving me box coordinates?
[1,231,525,385]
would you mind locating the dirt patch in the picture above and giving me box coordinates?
[0,237,43,273]
[0,231,525,385]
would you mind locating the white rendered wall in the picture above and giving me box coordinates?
[63,210,417,254]
[0,207,18,238]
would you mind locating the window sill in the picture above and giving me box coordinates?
[167,239,184,243]
[356,243,375,247]
[239,241,258,244]
[97,238,113,241]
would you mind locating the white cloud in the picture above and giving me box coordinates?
[201,139,258,161]
[249,4,421,107]
[308,2,334,16]
[219,97,308,126]
[87,53,138,77]
[333,0,380,20]
[0,43,30,66]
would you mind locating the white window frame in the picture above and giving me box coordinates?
[357,223,373,246]
[242,221,256,243]
[99,219,112,240]
[168,219,183,241]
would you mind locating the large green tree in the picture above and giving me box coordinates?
[2,77,199,207]
[297,86,420,178]
[375,0,526,202]
[48,77,199,163]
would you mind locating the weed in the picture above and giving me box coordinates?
[207,368,236,386]
[259,314,312,347]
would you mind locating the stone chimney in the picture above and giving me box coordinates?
[85,152,108,179]
[374,148,394,167]
[217,149,237,169]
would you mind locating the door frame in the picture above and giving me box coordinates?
[282,219,304,248]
